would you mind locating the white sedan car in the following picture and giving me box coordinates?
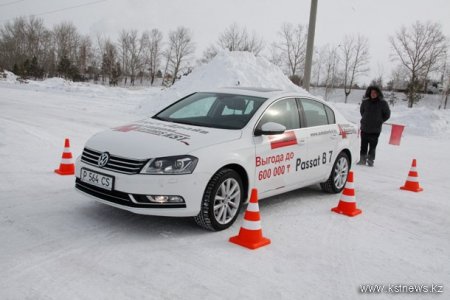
[75,87,359,231]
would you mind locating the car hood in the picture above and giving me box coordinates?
[85,118,242,159]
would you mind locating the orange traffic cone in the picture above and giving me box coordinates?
[229,189,271,250]
[400,159,423,192]
[331,170,362,217]
[54,138,75,175]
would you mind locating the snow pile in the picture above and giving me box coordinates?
[139,51,305,114]
[173,51,302,92]
[333,102,450,138]
[0,70,18,83]
[27,77,109,95]
[391,105,450,137]
[0,72,161,107]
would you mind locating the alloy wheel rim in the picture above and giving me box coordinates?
[333,157,349,190]
[213,178,241,225]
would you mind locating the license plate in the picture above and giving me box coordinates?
[80,168,114,191]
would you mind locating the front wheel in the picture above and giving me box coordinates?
[320,152,349,193]
[194,169,244,231]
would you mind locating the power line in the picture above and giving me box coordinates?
[32,0,108,17]
[1,0,108,22]
[0,0,25,8]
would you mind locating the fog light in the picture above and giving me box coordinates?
[168,196,184,203]
[146,195,168,203]
[146,195,185,204]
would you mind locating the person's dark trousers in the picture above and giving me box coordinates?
[360,131,381,162]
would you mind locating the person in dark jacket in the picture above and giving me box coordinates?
[358,85,391,166]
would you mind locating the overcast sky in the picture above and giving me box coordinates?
[1,0,449,84]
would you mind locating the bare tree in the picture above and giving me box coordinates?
[388,65,409,91]
[101,38,119,85]
[443,76,450,109]
[161,44,172,86]
[322,44,341,100]
[23,17,48,63]
[242,30,265,55]
[78,36,93,78]
[167,26,195,85]
[390,21,447,107]
[200,44,218,64]
[340,34,370,103]
[217,23,264,55]
[0,16,50,75]
[129,30,146,85]
[118,30,149,86]
[40,29,54,76]
[0,18,25,70]
[271,23,308,79]
[312,46,326,87]
[147,29,163,85]
[218,23,242,52]
[268,45,283,70]
[118,30,130,85]
[52,22,80,64]
[94,34,108,82]
[441,56,450,109]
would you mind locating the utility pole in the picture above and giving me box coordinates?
[303,0,318,91]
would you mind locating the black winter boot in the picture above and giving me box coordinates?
[357,155,367,165]
[367,159,374,167]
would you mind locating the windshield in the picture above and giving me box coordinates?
[153,92,267,129]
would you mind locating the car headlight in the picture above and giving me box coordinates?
[140,155,198,175]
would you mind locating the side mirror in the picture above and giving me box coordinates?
[255,122,286,136]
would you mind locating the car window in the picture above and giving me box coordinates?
[324,105,335,124]
[154,92,267,129]
[257,98,300,130]
[170,96,216,118]
[222,99,254,115]
[300,98,329,127]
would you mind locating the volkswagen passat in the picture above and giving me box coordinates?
[75,87,359,231]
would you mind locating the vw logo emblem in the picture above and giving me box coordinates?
[98,152,110,168]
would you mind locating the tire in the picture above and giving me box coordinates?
[320,152,349,193]
[194,168,244,231]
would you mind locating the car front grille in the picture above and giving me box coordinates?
[75,179,186,208]
[81,147,148,174]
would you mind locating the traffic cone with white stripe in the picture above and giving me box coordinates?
[54,138,75,175]
[229,189,271,250]
[400,159,423,192]
[331,170,362,217]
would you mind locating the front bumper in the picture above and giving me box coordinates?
[75,158,210,217]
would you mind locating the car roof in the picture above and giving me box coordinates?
[198,86,313,100]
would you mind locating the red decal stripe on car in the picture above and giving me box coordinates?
[338,125,347,139]
[269,131,298,149]
[113,124,139,132]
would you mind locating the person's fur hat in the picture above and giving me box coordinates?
[364,85,384,99]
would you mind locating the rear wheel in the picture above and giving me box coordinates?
[320,152,349,193]
[194,169,244,231]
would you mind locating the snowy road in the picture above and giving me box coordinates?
[1,80,449,299]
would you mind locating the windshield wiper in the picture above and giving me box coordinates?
[170,119,205,126]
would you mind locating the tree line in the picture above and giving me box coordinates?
[0,17,448,107]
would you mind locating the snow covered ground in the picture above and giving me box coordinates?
[1,53,449,299]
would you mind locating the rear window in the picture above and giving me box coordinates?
[301,98,330,127]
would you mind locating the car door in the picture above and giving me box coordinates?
[297,98,339,182]
[253,98,309,197]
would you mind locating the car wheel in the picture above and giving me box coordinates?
[320,152,349,193]
[194,168,244,231]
